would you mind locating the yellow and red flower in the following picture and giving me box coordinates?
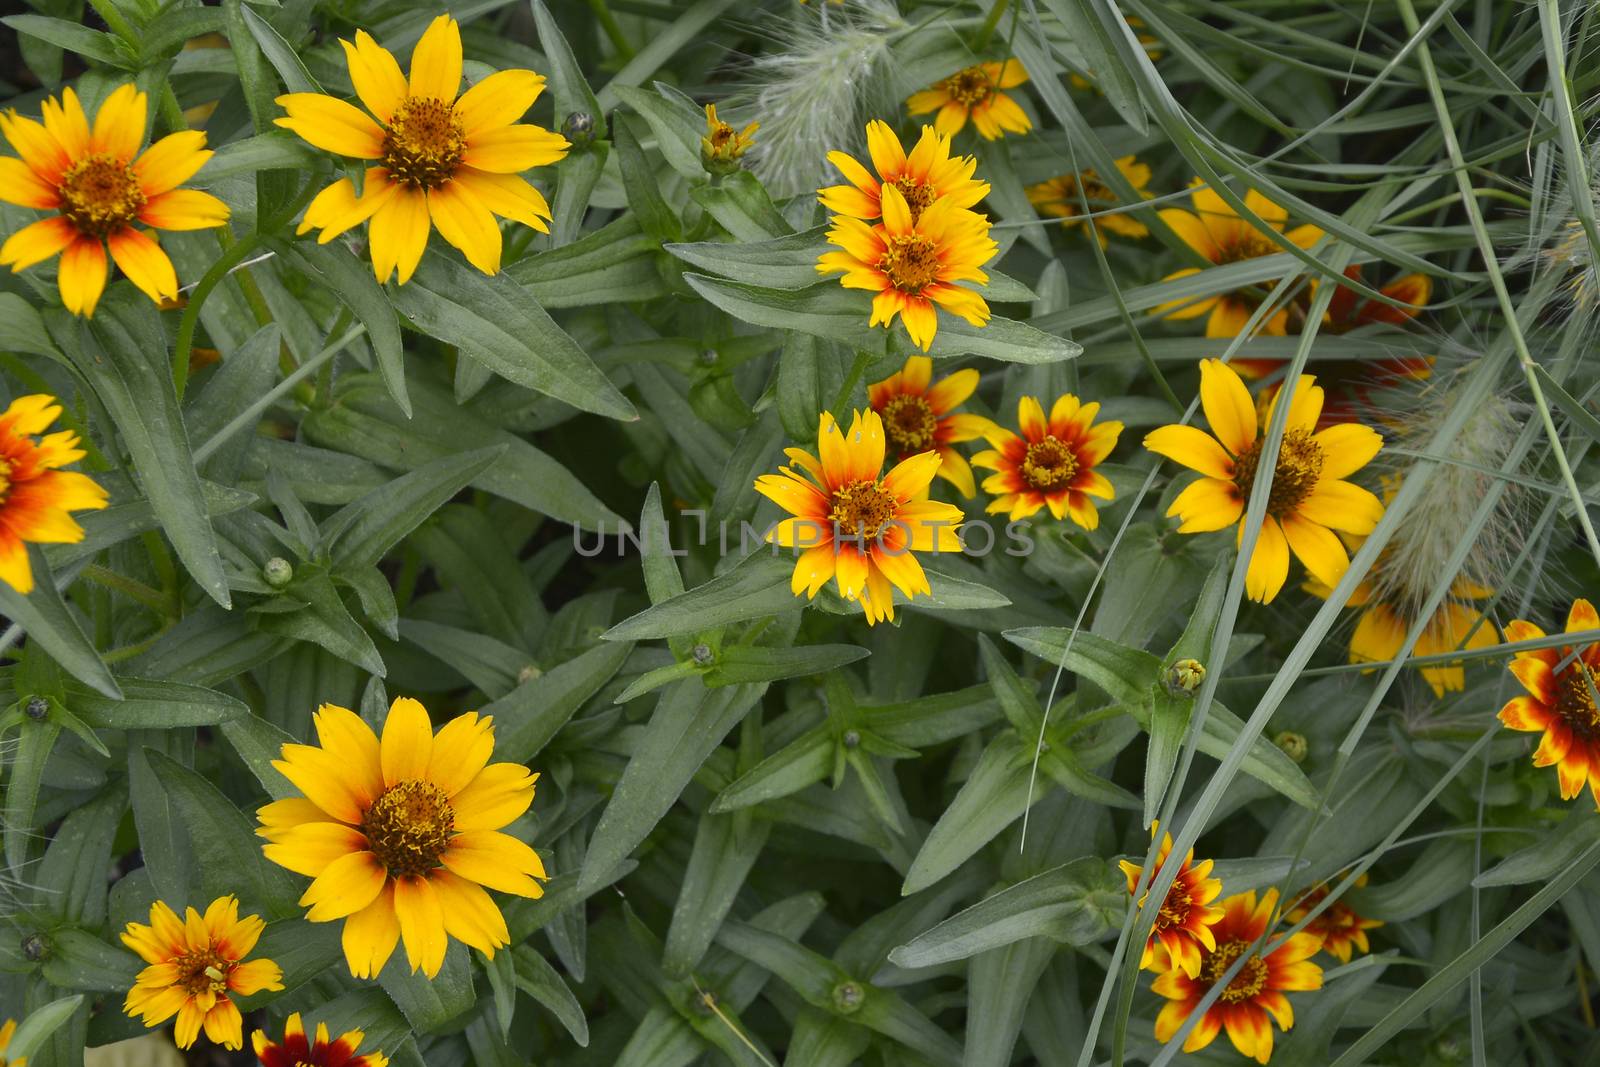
[972,394,1121,527]
[1285,876,1383,964]
[817,183,996,351]
[1118,829,1225,979]
[0,394,109,594]
[253,1012,388,1067]
[1157,182,1324,338]
[121,895,284,1050]
[701,104,756,173]
[1025,156,1153,246]
[257,697,546,979]
[820,121,988,224]
[907,61,1031,140]
[277,15,568,284]
[867,355,991,497]
[1152,889,1323,1064]
[1498,598,1600,805]
[754,408,963,625]
[0,84,228,316]
[1144,360,1384,603]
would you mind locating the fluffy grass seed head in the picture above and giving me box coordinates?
[276,15,568,284]
[0,84,229,316]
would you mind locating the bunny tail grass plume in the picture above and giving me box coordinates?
[734,1,904,199]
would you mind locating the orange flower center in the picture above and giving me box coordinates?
[829,479,898,540]
[881,394,938,453]
[943,67,993,106]
[1555,662,1600,735]
[891,176,937,221]
[1230,429,1322,518]
[1022,435,1078,492]
[362,779,454,877]
[383,97,466,189]
[1200,939,1269,1003]
[878,234,941,292]
[1217,232,1281,264]
[59,153,145,238]
[174,947,231,996]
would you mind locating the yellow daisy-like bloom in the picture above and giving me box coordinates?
[753,409,963,625]
[0,1018,25,1067]
[1118,829,1225,980]
[253,1012,388,1067]
[257,697,546,979]
[120,895,284,1050]
[817,184,995,351]
[1144,360,1384,603]
[701,104,757,173]
[1285,875,1383,964]
[907,61,1031,140]
[972,394,1121,527]
[867,355,991,497]
[1497,598,1600,806]
[0,394,109,594]
[0,84,229,316]
[1025,156,1153,246]
[276,15,569,284]
[819,121,989,224]
[1157,182,1325,338]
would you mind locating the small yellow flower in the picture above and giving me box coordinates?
[0,394,109,594]
[1498,598,1600,806]
[121,895,284,1050]
[276,15,568,284]
[753,409,964,625]
[0,1018,26,1067]
[0,84,229,316]
[257,697,546,979]
[868,355,991,497]
[701,104,757,174]
[820,121,988,224]
[1157,181,1324,338]
[253,1012,388,1067]
[817,184,996,351]
[1144,360,1384,603]
[1025,156,1153,246]
[1117,828,1225,980]
[973,394,1121,527]
[907,61,1031,140]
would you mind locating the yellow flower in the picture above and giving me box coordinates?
[1117,828,1225,980]
[817,184,995,351]
[907,61,1031,140]
[1498,598,1600,806]
[972,394,1121,527]
[257,697,546,979]
[0,394,109,594]
[1025,156,1153,246]
[0,84,229,316]
[276,15,568,284]
[0,1018,25,1067]
[1157,181,1324,338]
[753,409,963,625]
[1144,360,1384,603]
[701,103,757,174]
[253,1012,388,1067]
[819,121,989,224]
[868,355,991,497]
[120,895,284,1050]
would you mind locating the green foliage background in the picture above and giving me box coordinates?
[0,0,1598,1064]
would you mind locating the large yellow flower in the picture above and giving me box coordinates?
[1157,182,1324,338]
[819,121,988,224]
[257,697,545,979]
[1025,156,1153,246]
[0,84,228,316]
[0,394,109,594]
[1498,598,1600,806]
[1144,360,1383,603]
[907,61,1031,140]
[867,355,990,497]
[754,409,963,625]
[121,895,284,1050]
[973,394,1121,527]
[253,1012,388,1067]
[817,184,995,351]
[277,15,568,284]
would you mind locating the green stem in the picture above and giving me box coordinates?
[584,0,636,59]
[831,349,874,418]
[974,0,1011,50]
[80,565,171,615]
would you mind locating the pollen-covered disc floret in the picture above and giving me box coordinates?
[754,408,964,625]
[1118,829,1225,979]
[1144,359,1385,603]
[275,15,569,284]
[973,393,1122,527]
[1498,598,1600,807]
[867,356,991,497]
[253,1012,389,1067]
[0,84,229,316]
[121,895,284,1050]
[257,696,546,979]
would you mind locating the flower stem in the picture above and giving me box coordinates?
[832,349,874,417]
[584,0,636,59]
[975,0,1011,50]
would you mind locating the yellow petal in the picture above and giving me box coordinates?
[91,83,147,161]
[451,167,551,231]
[426,712,496,797]
[0,215,77,272]
[1242,518,1290,603]
[133,131,212,196]
[368,187,430,285]
[57,236,108,317]
[0,156,59,209]
[341,882,400,979]
[391,875,448,977]
[429,868,510,954]
[450,762,537,832]
[427,180,501,275]
[380,696,434,787]
[407,15,463,103]
[340,31,408,124]
[107,228,178,304]
[1144,424,1231,479]
[441,829,546,896]
[1197,358,1255,455]
[42,88,91,160]
[274,93,385,158]
[461,124,570,173]
[454,69,546,135]
[139,189,229,231]
[298,850,387,921]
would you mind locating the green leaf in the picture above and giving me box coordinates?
[485,639,635,764]
[604,553,799,642]
[282,243,409,417]
[613,83,703,180]
[382,944,476,1031]
[2,16,128,66]
[901,733,1034,895]
[1004,627,1162,706]
[615,115,680,243]
[965,936,1057,1067]
[1476,816,1600,888]
[662,809,773,976]
[1038,0,1147,133]
[690,172,792,242]
[200,132,321,183]
[5,996,85,1063]
[0,553,119,699]
[5,717,61,871]
[239,4,321,92]
[67,678,246,728]
[529,0,602,125]
[707,643,869,686]
[512,944,590,1045]
[505,215,667,307]
[711,727,833,813]
[324,447,504,570]
[258,575,385,676]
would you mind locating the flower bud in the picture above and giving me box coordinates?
[562,111,597,145]
[1274,730,1309,764]
[1165,658,1205,695]
[263,557,294,588]
[700,104,757,177]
